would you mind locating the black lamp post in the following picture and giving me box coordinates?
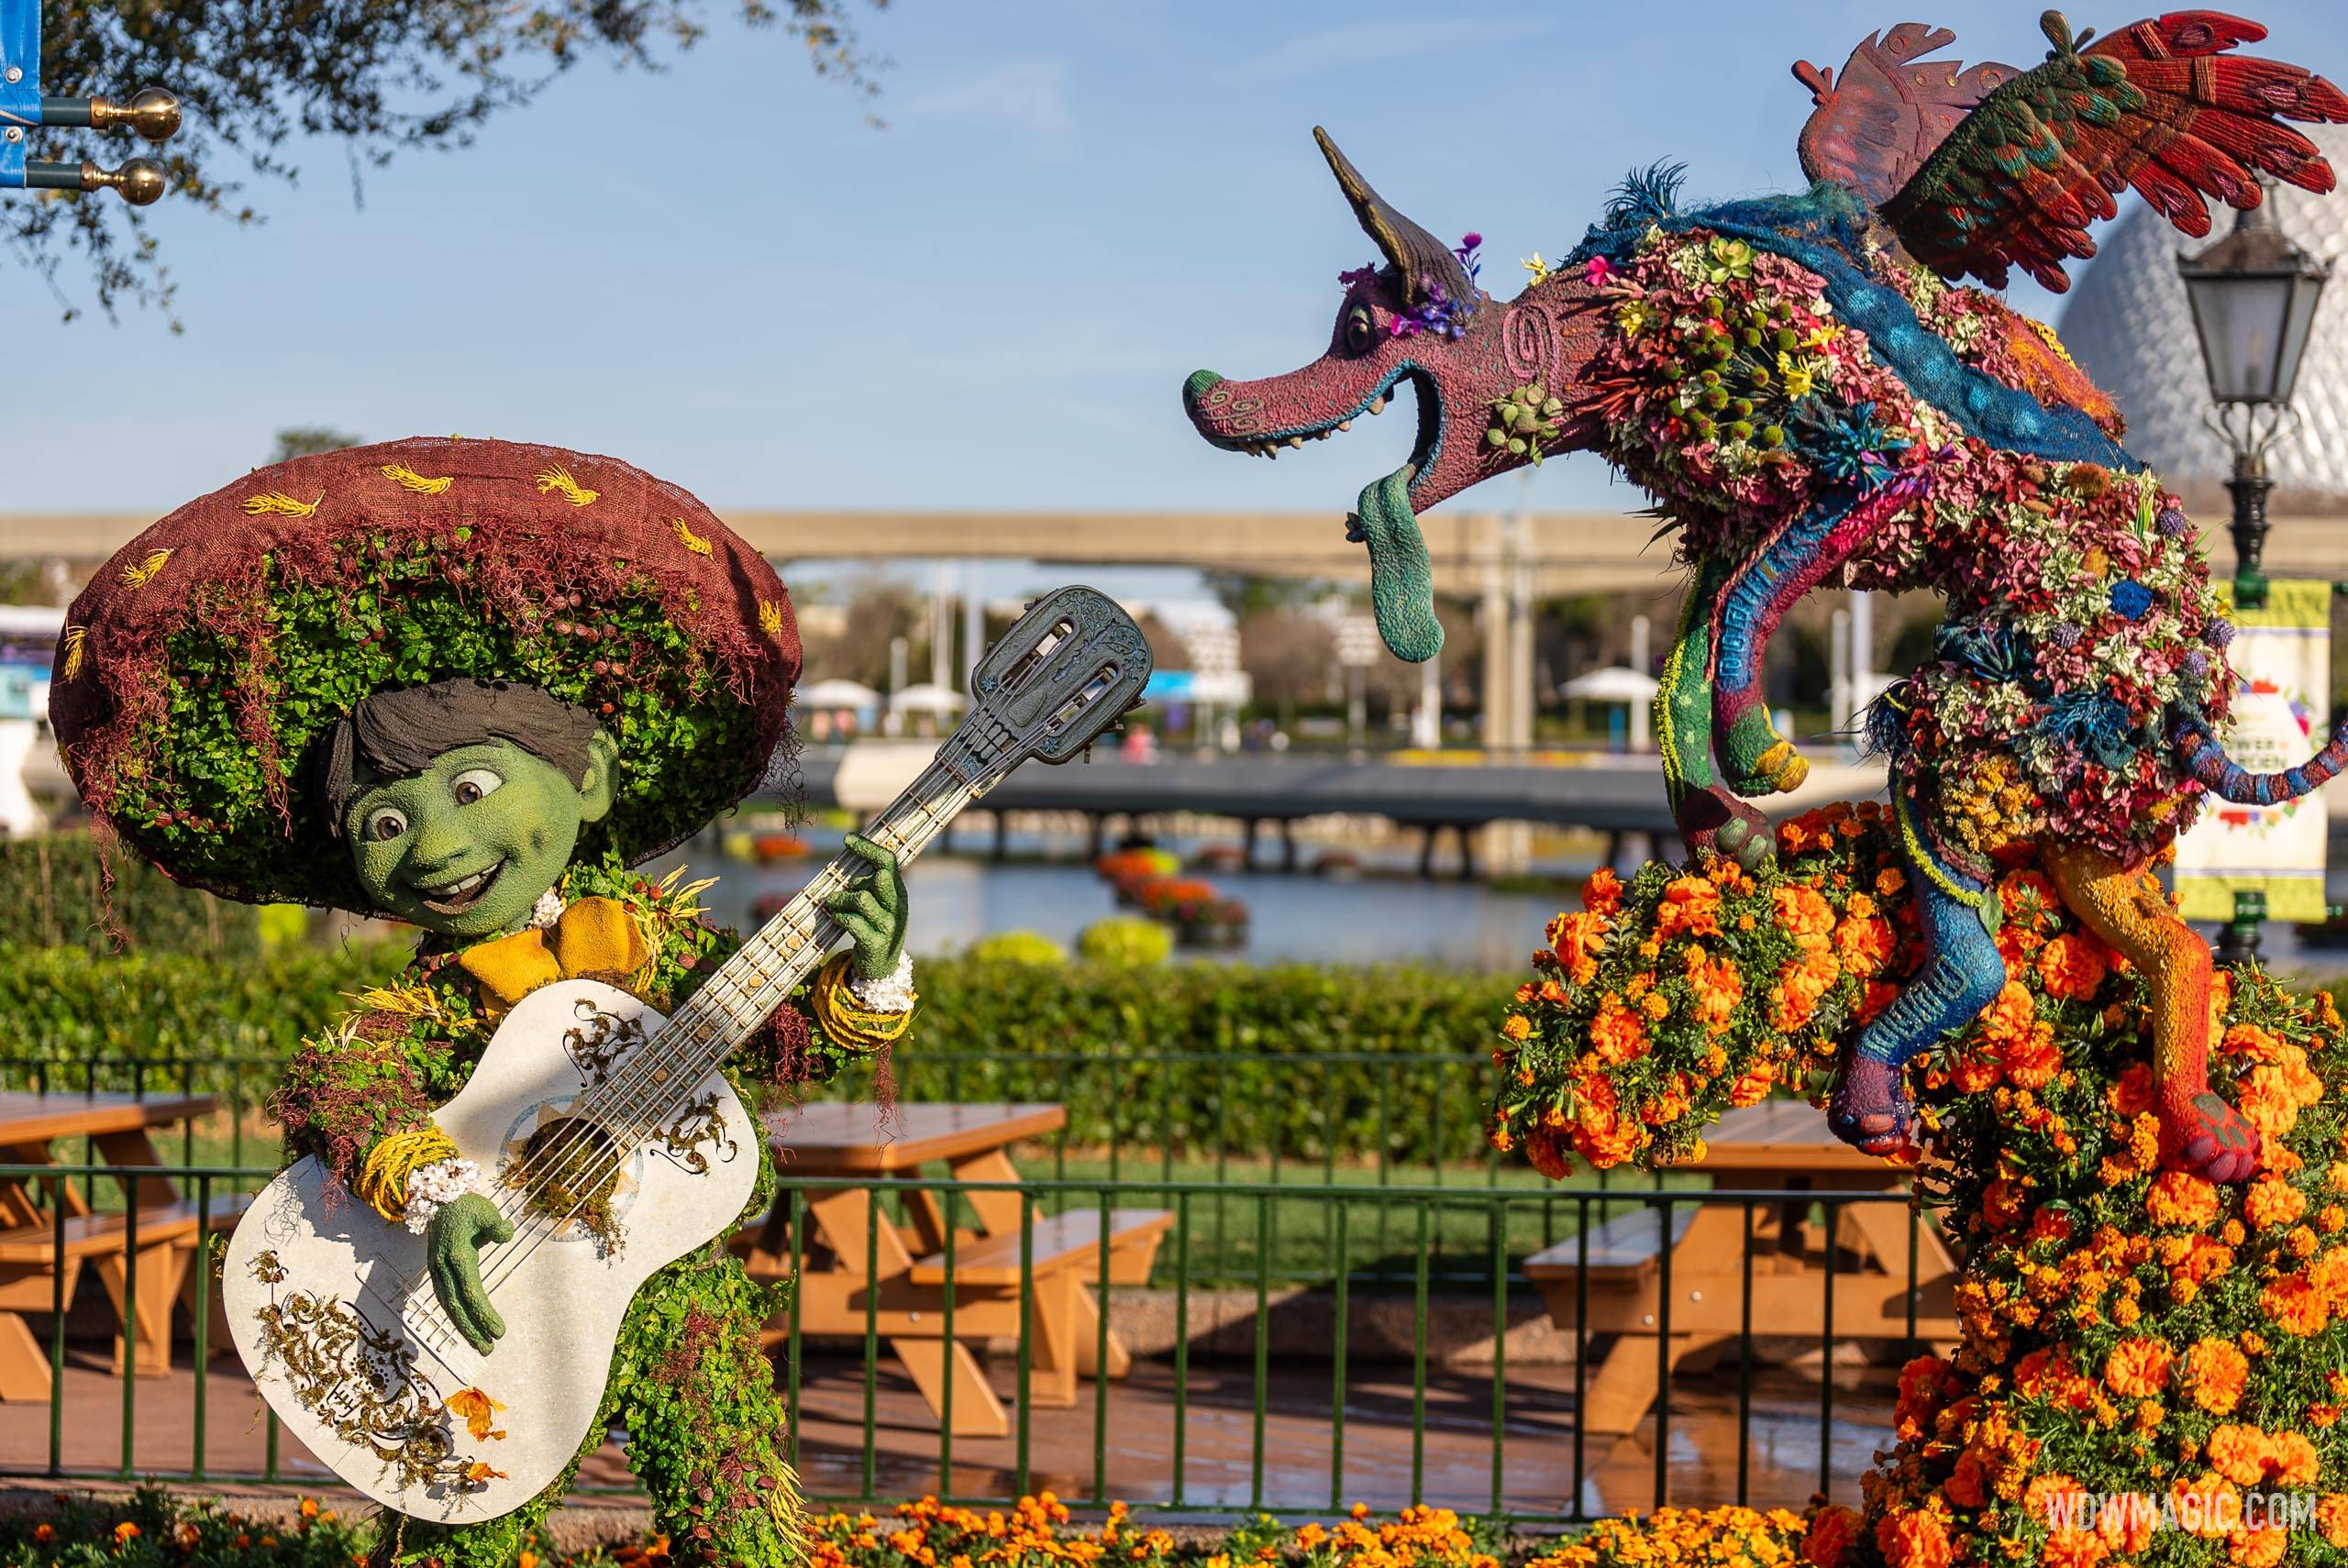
[2177,180,2331,965]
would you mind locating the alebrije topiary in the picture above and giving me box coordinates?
[50,437,801,911]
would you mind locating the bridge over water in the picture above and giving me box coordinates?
[784,745,1891,877]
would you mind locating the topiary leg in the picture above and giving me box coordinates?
[1828,798,2003,1158]
[2042,842,2258,1184]
[1660,562,1771,869]
[609,1247,803,1568]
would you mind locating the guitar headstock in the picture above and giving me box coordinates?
[951,586,1153,781]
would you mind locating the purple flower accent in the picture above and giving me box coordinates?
[1586,256,1615,287]
[2047,621,2084,649]
[1394,280,1469,340]
[2207,618,2235,649]
[1338,264,1381,291]
[2183,649,2210,678]
[2157,507,2192,537]
[2109,580,2154,622]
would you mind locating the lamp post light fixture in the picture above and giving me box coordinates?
[2176,180,2331,966]
[2178,182,2331,612]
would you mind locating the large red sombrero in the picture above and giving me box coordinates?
[53,436,801,910]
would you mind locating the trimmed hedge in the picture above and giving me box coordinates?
[0,939,404,1067]
[890,959,1512,1164]
[0,833,260,958]
[0,940,1516,1165]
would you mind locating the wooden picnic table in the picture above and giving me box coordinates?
[1523,1100,1961,1441]
[737,1101,1172,1437]
[0,1090,249,1400]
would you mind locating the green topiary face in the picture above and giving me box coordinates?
[341,734,616,940]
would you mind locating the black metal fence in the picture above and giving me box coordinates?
[0,1161,1935,1522]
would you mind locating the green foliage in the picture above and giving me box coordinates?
[0,937,404,1067]
[23,0,890,325]
[1077,915,1171,967]
[900,960,1509,1163]
[0,833,258,957]
[964,930,1069,966]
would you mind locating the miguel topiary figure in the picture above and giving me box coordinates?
[52,437,915,1567]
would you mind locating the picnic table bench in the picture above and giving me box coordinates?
[738,1101,1171,1436]
[1523,1100,1960,1439]
[0,1091,250,1399]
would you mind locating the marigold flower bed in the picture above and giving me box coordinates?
[1491,803,2348,1568]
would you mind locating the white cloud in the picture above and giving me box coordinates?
[902,58,1074,136]
[1212,17,1555,86]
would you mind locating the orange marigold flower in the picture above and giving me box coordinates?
[1979,980,2037,1043]
[2110,1062,2156,1116]
[2207,1424,2269,1486]
[2268,1430,2320,1487]
[2260,1273,2331,1336]
[1501,1014,1533,1043]
[2104,1338,2173,1397]
[1656,877,1723,941]
[1875,1509,1952,1568]
[2096,1494,2158,1553]
[2244,1176,2307,1230]
[2319,1496,2348,1550]
[2231,1526,2287,1567]
[2037,932,2110,1001]
[1549,911,1609,986]
[1590,998,1649,1066]
[1773,884,1835,949]
[1835,915,1896,978]
[1805,1505,1862,1568]
[2147,1170,2221,1230]
[1581,867,1624,915]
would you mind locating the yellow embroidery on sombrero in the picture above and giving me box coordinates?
[240,492,320,518]
[670,518,713,557]
[119,550,172,588]
[534,466,600,507]
[381,463,454,495]
[59,627,87,680]
[758,600,784,637]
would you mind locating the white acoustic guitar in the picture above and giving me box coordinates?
[223,586,1152,1521]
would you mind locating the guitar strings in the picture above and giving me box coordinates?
[473,780,966,1296]
[470,769,972,1302]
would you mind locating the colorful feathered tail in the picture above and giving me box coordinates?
[2172,702,2348,805]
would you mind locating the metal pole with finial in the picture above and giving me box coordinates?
[0,0,180,205]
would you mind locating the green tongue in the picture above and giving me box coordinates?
[1351,466,1443,663]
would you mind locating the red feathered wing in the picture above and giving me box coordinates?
[1877,9,2348,293]
[1793,24,2021,209]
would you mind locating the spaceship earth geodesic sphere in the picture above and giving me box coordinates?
[2058,123,2348,512]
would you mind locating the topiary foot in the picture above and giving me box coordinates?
[1829,1055,1920,1161]
[2160,1090,2260,1185]
[1673,784,1775,872]
[1721,709,1809,798]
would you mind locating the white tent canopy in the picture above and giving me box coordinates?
[888,682,966,713]
[1559,666,1660,703]
[799,679,882,710]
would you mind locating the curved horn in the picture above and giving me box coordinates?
[1313,127,1475,312]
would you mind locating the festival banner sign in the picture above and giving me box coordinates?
[2176,578,2333,922]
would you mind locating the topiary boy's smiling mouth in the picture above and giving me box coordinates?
[413,859,507,915]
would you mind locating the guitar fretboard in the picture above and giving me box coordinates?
[604,734,991,1132]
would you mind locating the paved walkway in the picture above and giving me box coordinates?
[0,1347,1894,1518]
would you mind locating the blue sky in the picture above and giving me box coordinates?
[5,0,2345,553]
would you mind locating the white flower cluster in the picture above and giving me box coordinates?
[847,951,917,1014]
[404,1156,484,1236]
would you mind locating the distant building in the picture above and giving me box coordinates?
[2059,122,2348,515]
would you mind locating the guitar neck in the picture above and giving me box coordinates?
[642,742,987,1097]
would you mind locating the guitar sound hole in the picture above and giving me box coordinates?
[505,1116,625,1239]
